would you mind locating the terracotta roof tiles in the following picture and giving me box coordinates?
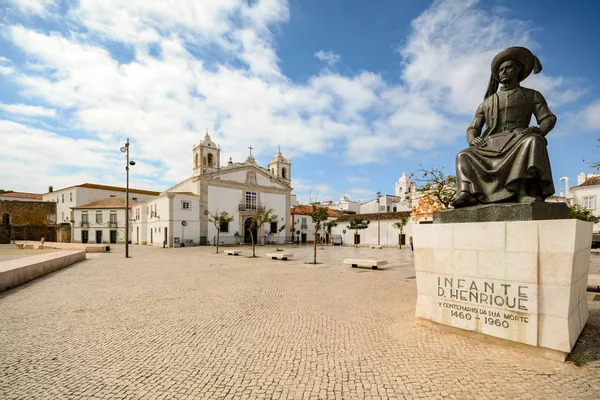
[572,176,600,188]
[72,197,139,209]
[0,192,43,200]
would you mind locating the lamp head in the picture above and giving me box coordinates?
[120,146,127,153]
[129,161,136,166]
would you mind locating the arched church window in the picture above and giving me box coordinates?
[2,213,10,226]
[203,156,207,166]
[207,153,214,167]
[282,168,287,179]
[195,153,199,167]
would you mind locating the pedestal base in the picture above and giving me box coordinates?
[414,219,592,359]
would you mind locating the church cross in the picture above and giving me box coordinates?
[248,145,253,156]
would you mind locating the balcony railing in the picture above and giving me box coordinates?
[80,221,89,228]
[300,224,308,229]
[109,221,117,228]
[238,204,265,212]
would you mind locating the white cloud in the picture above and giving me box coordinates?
[346,174,370,183]
[580,102,600,131]
[0,102,56,117]
[7,0,56,17]
[0,0,596,194]
[314,50,341,67]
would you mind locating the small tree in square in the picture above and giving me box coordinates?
[304,203,330,264]
[209,211,235,254]
[347,217,370,247]
[249,208,277,257]
[393,217,408,249]
[275,217,286,251]
[325,220,338,245]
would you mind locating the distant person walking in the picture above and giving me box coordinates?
[409,237,414,252]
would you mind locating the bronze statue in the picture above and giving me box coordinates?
[451,47,557,208]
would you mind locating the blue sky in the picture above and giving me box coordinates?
[1,0,599,204]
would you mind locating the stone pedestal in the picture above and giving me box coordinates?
[414,219,592,360]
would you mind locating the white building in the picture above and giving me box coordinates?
[395,171,418,201]
[359,172,421,214]
[560,172,600,237]
[322,195,360,213]
[290,205,343,244]
[72,197,137,244]
[132,192,200,247]
[331,211,413,247]
[133,132,294,247]
[42,183,159,225]
[360,194,410,214]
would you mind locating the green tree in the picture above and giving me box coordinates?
[324,220,338,245]
[249,208,277,257]
[347,217,370,247]
[304,203,330,264]
[0,189,13,194]
[209,211,235,254]
[412,166,457,209]
[569,204,600,223]
[393,217,408,249]
[275,217,286,251]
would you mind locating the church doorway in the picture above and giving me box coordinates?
[243,218,257,244]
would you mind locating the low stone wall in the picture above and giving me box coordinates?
[0,250,86,292]
[14,240,110,253]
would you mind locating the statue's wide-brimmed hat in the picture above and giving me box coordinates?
[491,46,542,82]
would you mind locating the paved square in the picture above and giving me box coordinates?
[1,244,599,399]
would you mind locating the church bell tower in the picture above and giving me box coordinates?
[268,146,291,185]
[193,130,221,176]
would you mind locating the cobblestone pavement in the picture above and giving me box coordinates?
[1,244,599,399]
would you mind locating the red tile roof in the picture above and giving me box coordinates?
[291,205,344,218]
[572,176,600,188]
[46,183,160,196]
[1,192,43,200]
[72,197,139,209]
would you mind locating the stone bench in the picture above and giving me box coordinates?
[266,252,293,260]
[14,241,109,253]
[343,258,387,270]
[224,249,243,256]
[0,250,86,292]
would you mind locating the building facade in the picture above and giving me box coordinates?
[132,132,294,247]
[331,211,413,247]
[290,205,343,244]
[72,197,139,244]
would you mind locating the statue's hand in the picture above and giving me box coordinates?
[469,137,486,147]
[523,126,543,136]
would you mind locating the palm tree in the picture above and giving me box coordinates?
[393,217,408,249]
[347,217,370,247]
[249,208,277,257]
[209,211,235,254]
[325,220,338,245]
[304,203,329,264]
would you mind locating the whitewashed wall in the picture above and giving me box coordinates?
[72,208,128,244]
[331,219,414,247]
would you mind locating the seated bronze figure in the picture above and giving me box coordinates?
[451,47,557,209]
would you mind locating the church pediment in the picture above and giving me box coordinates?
[201,164,291,191]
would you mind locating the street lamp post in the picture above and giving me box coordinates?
[120,139,135,258]
[376,191,382,246]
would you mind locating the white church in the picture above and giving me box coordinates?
[131,132,293,247]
